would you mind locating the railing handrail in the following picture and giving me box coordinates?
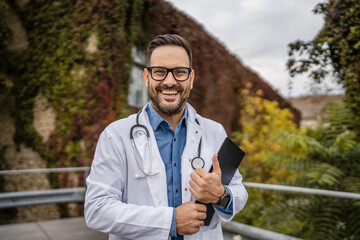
[0,187,85,208]
[1,167,360,200]
[0,167,90,175]
[221,221,301,240]
[243,182,360,200]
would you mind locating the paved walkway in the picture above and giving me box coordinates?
[0,217,245,240]
[0,217,108,240]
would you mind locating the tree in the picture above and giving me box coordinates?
[234,89,360,238]
[266,100,360,239]
[232,90,305,234]
[287,0,360,136]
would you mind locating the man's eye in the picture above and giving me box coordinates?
[153,69,166,74]
[175,69,187,75]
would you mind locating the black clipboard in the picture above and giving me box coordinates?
[196,137,245,226]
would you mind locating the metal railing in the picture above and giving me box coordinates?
[0,167,90,209]
[243,182,360,200]
[0,188,85,208]
[3,167,360,240]
[221,221,301,240]
[1,167,360,209]
[0,167,90,177]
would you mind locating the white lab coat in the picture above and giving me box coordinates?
[85,103,248,240]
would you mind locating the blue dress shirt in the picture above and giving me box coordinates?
[146,104,233,239]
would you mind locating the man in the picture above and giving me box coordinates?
[85,34,248,240]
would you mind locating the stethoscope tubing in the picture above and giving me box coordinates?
[130,109,158,178]
[130,108,205,179]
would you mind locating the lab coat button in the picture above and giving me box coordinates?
[158,200,162,205]
[185,188,188,191]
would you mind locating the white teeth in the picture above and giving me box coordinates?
[161,90,178,94]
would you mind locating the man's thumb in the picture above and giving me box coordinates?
[212,154,221,175]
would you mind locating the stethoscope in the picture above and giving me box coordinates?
[130,108,205,179]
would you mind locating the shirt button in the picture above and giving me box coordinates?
[174,138,176,142]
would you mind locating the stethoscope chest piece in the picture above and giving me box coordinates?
[191,157,205,169]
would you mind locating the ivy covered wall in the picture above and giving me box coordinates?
[1,0,142,169]
[0,0,300,221]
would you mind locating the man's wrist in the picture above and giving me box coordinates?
[216,185,226,204]
[217,186,231,207]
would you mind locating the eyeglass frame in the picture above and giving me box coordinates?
[146,66,192,82]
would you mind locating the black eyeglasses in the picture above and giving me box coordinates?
[146,67,192,82]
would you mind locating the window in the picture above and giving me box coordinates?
[127,47,149,108]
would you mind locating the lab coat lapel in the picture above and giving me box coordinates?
[181,104,202,203]
[133,105,168,207]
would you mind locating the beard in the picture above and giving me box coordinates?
[148,84,190,116]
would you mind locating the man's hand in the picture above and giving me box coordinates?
[189,154,225,204]
[176,201,207,235]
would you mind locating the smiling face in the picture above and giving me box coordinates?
[143,45,195,116]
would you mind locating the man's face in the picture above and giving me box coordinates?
[143,45,194,116]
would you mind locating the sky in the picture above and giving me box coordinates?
[165,0,344,98]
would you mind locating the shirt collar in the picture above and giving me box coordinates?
[146,103,188,131]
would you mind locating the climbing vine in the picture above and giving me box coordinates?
[1,0,146,170]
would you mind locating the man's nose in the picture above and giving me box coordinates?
[162,71,177,86]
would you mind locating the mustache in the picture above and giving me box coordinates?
[155,85,183,92]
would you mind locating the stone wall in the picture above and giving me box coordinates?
[0,95,60,223]
[0,11,62,223]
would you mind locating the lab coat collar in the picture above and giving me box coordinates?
[138,102,199,129]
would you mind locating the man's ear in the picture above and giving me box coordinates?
[190,69,195,89]
[143,68,149,87]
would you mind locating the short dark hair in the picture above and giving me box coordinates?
[146,34,193,67]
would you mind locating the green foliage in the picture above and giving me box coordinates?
[0,0,147,170]
[233,89,301,183]
[234,89,360,238]
[265,100,360,239]
[0,1,149,212]
[287,0,360,136]
[232,90,305,234]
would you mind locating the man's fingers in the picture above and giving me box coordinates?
[189,179,200,193]
[194,167,207,177]
[198,212,207,220]
[190,171,205,185]
[176,202,207,235]
[195,203,207,212]
[190,172,207,193]
[212,154,221,175]
[198,221,205,227]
